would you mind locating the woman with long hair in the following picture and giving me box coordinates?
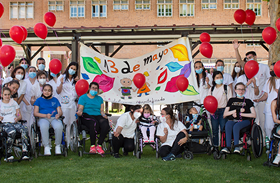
[231,61,244,96]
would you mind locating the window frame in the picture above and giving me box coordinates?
[157,0,173,17]
[48,1,64,12]
[135,0,151,10]
[223,0,239,9]
[92,0,107,18]
[9,2,34,20]
[113,0,129,11]
[69,0,85,18]
[201,0,217,10]
[246,0,262,16]
[179,0,195,17]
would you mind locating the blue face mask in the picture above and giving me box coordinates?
[90,90,98,96]
[215,79,223,85]
[237,94,245,98]
[68,68,76,75]
[21,64,28,70]
[38,64,45,71]
[29,72,36,79]
[50,72,57,78]
[217,66,224,72]
[195,68,203,74]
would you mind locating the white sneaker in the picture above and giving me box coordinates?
[55,145,61,155]
[273,155,280,164]
[44,146,51,156]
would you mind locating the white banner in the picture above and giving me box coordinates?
[80,37,199,105]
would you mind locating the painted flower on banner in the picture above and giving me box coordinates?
[82,57,102,75]
[165,62,183,72]
[170,44,190,61]
[92,74,115,92]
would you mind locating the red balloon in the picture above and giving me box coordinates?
[44,12,56,27]
[133,73,146,88]
[0,3,4,18]
[244,60,259,79]
[176,76,189,92]
[0,39,2,47]
[262,27,277,45]
[0,45,16,67]
[245,9,256,26]
[200,32,210,43]
[274,61,280,78]
[199,42,213,58]
[75,79,89,96]
[20,26,28,42]
[49,59,62,75]
[276,18,280,32]
[9,26,24,44]
[203,96,218,114]
[234,9,246,24]
[34,23,48,40]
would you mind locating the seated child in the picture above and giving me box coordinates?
[139,104,159,143]
[0,87,29,161]
[185,107,203,133]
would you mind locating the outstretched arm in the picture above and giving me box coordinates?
[233,39,245,68]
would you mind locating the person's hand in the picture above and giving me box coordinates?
[232,112,237,118]
[74,76,79,82]
[151,121,156,125]
[240,108,245,113]
[135,119,140,123]
[178,137,187,146]
[31,96,36,102]
[164,127,168,135]
[206,77,209,84]
[46,114,51,119]
[14,117,19,122]
[103,115,108,119]
[246,79,253,86]
[232,39,240,50]
[114,131,120,138]
[253,99,260,103]
[60,76,64,83]
[76,110,82,116]
[251,77,256,85]
[0,116,3,121]
[55,114,60,119]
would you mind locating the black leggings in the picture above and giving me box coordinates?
[159,132,186,158]
[81,113,110,146]
[112,134,134,153]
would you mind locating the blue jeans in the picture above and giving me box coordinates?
[211,108,227,146]
[225,120,250,147]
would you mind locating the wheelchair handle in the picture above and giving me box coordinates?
[105,113,112,117]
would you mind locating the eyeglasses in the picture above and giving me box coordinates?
[236,89,245,91]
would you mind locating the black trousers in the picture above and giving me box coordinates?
[159,132,186,158]
[112,134,134,153]
[81,113,110,146]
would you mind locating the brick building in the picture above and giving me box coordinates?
[0,0,270,73]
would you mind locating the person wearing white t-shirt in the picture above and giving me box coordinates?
[231,62,245,97]
[156,107,188,161]
[215,60,234,95]
[57,62,79,148]
[194,61,212,104]
[113,105,142,158]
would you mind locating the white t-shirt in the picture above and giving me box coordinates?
[223,73,234,86]
[48,79,61,102]
[236,75,259,103]
[156,121,186,146]
[197,73,213,104]
[0,99,19,123]
[21,78,38,112]
[262,78,280,114]
[114,112,136,138]
[208,85,232,108]
[58,74,77,108]
[254,63,270,98]
[30,82,43,100]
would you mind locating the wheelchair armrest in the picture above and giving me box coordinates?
[19,120,27,124]
[59,116,65,121]
[105,113,112,117]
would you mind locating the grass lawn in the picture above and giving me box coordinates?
[0,144,279,183]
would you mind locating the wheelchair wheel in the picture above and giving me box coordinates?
[213,150,221,160]
[136,151,141,159]
[79,150,83,157]
[134,129,140,156]
[30,127,36,156]
[69,122,78,152]
[251,124,263,158]
[183,151,193,160]
[63,147,68,157]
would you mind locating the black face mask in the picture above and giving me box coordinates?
[270,71,276,77]
[42,94,52,99]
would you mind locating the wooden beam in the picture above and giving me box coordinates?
[110,44,124,57]
[192,50,200,58]
[30,46,44,61]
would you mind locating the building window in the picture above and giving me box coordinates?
[157,0,172,17]
[224,0,239,9]
[246,0,261,16]
[113,0,129,10]
[135,0,150,10]
[179,0,194,17]
[70,1,85,18]
[201,0,217,9]
[92,0,107,17]
[48,1,64,11]
[10,2,34,19]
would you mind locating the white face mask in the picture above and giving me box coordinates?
[160,116,166,123]
[234,67,241,73]
[248,58,254,61]
[133,112,141,119]
[38,79,46,85]
[15,74,23,80]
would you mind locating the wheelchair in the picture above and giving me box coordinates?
[263,124,280,167]
[31,116,68,158]
[133,123,161,159]
[0,120,33,163]
[77,114,113,157]
[220,119,263,161]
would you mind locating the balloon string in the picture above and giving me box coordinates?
[249,26,256,52]
[50,27,69,61]
[240,24,244,43]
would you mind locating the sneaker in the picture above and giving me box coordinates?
[5,153,14,161]
[144,140,149,143]
[162,153,176,161]
[221,148,230,154]
[234,147,241,154]
[44,146,51,156]
[89,145,96,154]
[96,145,105,154]
[22,152,29,160]
[273,155,280,164]
[55,145,62,155]
[149,140,155,143]
[114,153,120,158]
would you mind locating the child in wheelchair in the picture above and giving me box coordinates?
[138,104,159,143]
[185,107,203,134]
[33,84,63,156]
[0,87,29,161]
